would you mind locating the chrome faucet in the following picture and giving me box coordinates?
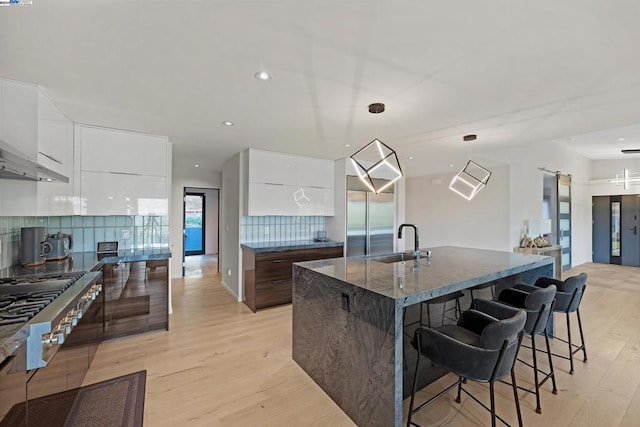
[398,224,420,257]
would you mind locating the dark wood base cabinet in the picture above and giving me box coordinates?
[243,246,344,312]
[0,344,27,426]
[102,260,169,340]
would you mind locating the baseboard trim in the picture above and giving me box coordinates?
[221,280,240,301]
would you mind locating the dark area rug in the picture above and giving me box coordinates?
[0,370,146,427]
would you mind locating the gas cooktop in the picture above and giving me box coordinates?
[0,272,87,327]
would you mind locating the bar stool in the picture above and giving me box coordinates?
[474,283,558,414]
[407,305,527,427]
[423,291,465,327]
[534,273,588,374]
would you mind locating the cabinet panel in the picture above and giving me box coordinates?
[78,125,167,176]
[298,187,334,216]
[248,183,298,216]
[0,80,38,159]
[248,150,296,184]
[255,279,292,308]
[297,157,334,188]
[37,121,71,176]
[80,171,168,215]
[0,345,27,425]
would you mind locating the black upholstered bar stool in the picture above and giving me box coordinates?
[407,305,527,427]
[474,283,558,414]
[423,291,465,327]
[534,273,588,374]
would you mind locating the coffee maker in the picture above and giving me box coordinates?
[19,227,51,267]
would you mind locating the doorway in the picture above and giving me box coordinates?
[592,195,640,267]
[182,187,220,276]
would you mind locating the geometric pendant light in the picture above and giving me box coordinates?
[449,160,492,200]
[350,103,403,194]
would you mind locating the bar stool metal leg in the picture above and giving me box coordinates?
[576,308,588,362]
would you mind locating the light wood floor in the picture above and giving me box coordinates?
[83,262,640,426]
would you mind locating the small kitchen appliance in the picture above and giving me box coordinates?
[19,227,50,267]
[44,232,72,261]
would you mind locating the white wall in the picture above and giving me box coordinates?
[170,165,222,278]
[220,153,242,301]
[405,142,593,268]
[405,165,510,251]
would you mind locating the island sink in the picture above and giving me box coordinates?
[368,252,421,263]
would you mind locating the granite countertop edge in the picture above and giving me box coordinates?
[241,240,344,252]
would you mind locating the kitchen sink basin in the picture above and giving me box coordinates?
[368,252,420,263]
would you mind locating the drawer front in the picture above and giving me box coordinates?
[305,246,344,261]
[255,279,292,308]
[255,250,306,281]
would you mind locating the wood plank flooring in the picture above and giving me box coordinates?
[83,262,640,426]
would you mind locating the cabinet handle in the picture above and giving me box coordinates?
[38,151,63,165]
[308,186,324,189]
[264,182,284,186]
[272,259,290,263]
[109,171,143,176]
[271,279,289,285]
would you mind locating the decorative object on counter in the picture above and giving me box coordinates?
[0,370,146,427]
[449,160,492,200]
[350,103,403,194]
[19,227,50,267]
[44,232,72,261]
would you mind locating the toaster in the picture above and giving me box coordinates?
[44,233,72,261]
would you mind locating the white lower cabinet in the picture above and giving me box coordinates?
[80,172,168,216]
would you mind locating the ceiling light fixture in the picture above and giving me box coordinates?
[621,149,640,154]
[222,121,234,126]
[618,138,626,141]
[449,161,492,200]
[609,168,640,190]
[255,71,272,81]
[344,144,351,147]
[194,164,200,168]
[350,103,403,194]
[449,135,491,200]
[408,156,414,160]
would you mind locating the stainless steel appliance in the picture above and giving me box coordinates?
[0,137,69,182]
[19,227,51,267]
[44,232,72,261]
[0,271,102,370]
[346,175,395,256]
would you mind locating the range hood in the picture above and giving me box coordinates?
[0,138,69,183]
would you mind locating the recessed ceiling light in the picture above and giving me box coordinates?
[449,164,454,168]
[618,138,625,141]
[223,121,234,126]
[344,144,351,147]
[194,164,200,168]
[255,71,272,81]
[408,156,414,160]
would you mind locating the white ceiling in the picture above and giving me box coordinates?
[2,0,640,176]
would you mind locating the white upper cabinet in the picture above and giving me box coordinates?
[78,125,167,177]
[297,156,334,189]
[75,124,169,216]
[248,149,296,184]
[0,79,39,158]
[245,149,334,216]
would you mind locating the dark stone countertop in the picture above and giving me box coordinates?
[241,239,344,253]
[0,247,171,364]
[295,246,553,307]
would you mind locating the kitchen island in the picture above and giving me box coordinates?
[292,246,553,427]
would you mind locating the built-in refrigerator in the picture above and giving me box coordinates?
[346,176,395,257]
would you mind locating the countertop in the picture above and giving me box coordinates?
[0,247,171,365]
[241,239,344,253]
[0,247,172,278]
[295,245,553,307]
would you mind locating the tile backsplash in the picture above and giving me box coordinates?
[0,215,169,269]
[240,216,325,243]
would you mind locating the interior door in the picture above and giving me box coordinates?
[621,195,640,267]
[592,196,610,263]
[184,193,206,256]
[557,174,572,270]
